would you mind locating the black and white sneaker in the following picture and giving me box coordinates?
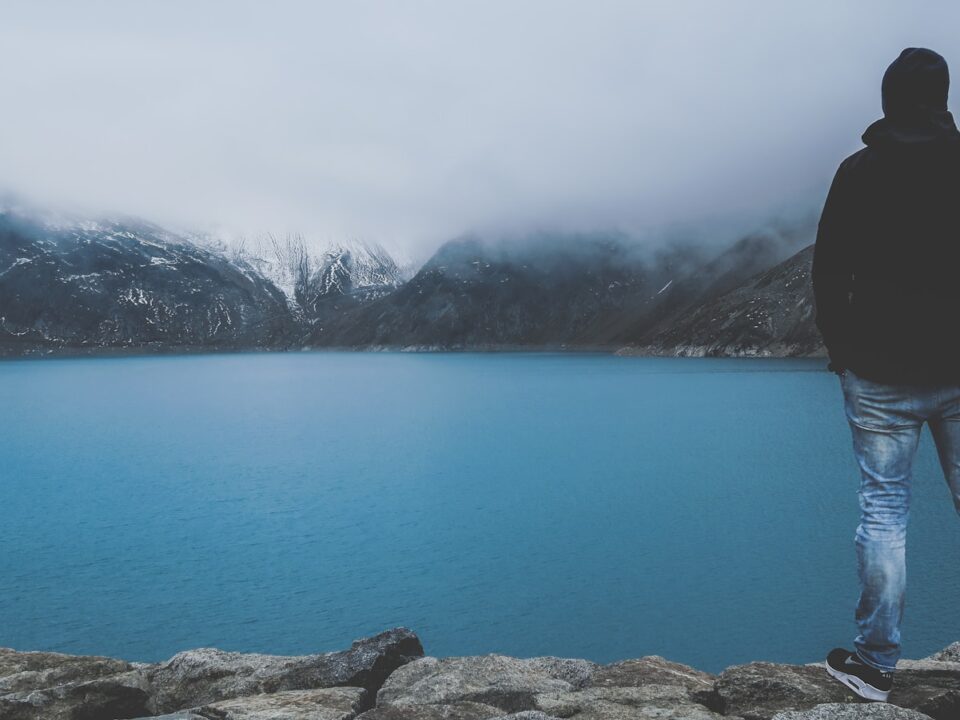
[825,648,893,701]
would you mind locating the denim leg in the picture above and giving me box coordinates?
[841,370,924,672]
[928,385,960,515]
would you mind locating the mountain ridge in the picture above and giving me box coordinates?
[0,207,828,360]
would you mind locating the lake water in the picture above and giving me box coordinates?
[2,352,960,674]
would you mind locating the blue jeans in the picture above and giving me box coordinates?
[839,367,960,671]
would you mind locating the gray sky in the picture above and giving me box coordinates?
[2,1,959,258]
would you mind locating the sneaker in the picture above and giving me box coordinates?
[825,648,893,701]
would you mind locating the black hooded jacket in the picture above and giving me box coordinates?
[812,47,960,384]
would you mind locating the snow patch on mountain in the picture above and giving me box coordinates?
[185,231,414,312]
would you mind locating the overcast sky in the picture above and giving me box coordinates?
[2,1,959,258]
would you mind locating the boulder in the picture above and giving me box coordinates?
[710,656,960,720]
[147,628,423,714]
[883,665,960,720]
[0,646,146,693]
[924,644,960,664]
[534,655,725,719]
[375,655,598,713]
[533,686,725,719]
[157,686,369,720]
[710,662,855,719]
[0,667,152,720]
[772,702,935,719]
[355,701,506,720]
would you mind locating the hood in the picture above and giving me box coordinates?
[862,47,960,147]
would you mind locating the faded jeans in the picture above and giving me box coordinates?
[839,366,960,671]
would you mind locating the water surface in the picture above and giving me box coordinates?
[2,352,959,673]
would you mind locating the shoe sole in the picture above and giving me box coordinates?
[825,661,890,702]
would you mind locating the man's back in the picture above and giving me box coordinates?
[817,47,960,704]
[813,48,960,385]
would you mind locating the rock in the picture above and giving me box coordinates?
[924,643,960,663]
[8,636,960,720]
[771,702,935,719]
[374,654,726,720]
[585,657,715,692]
[172,686,368,720]
[531,655,724,719]
[711,659,960,720]
[0,646,141,694]
[0,211,298,356]
[533,686,725,719]
[0,667,152,720]
[355,701,506,720]
[375,655,598,714]
[884,666,960,720]
[710,662,855,719]
[147,627,423,714]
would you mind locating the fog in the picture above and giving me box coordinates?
[2,1,959,260]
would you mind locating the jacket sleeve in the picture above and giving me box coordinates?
[812,161,856,374]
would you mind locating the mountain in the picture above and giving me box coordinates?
[0,211,297,356]
[0,204,827,358]
[191,233,409,319]
[300,240,409,320]
[308,231,663,348]
[586,217,816,346]
[619,243,823,357]
[307,221,818,351]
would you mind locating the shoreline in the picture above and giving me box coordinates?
[0,342,829,362]
[1,627,956,720]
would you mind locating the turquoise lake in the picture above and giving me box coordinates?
[2,352,960,673]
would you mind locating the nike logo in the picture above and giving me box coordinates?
[845,655,864,667]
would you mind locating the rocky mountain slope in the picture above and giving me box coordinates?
[587,220,816,348]
[2,627,957,719]
[0,212,298,357]
[620,244,822,358]
[306,220,817,351]
[309,232,659,348]
[0,206,827,358]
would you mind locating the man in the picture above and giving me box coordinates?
[812,46,960,702]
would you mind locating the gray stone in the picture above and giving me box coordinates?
[923,643,960,664]
[0,667,152,720]
[533,656,724,719]
[772,702,935,719]
[179,686,368,719]
[585,656,715,693]
[147,627,423,714]
[534,686,725,719]
[711,662,856,719]
[375,655,598,713]
[885,666,960,720]
[355,701,505,720]
[0,646,142,693]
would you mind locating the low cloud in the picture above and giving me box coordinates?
[1,1,957,258]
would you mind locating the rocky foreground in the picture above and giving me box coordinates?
[4,629,960,720]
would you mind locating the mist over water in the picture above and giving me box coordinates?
[2,2,960,256]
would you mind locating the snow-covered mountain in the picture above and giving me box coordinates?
[0,209,297,356]
[0,201,827,358]
[188,232,413,316]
